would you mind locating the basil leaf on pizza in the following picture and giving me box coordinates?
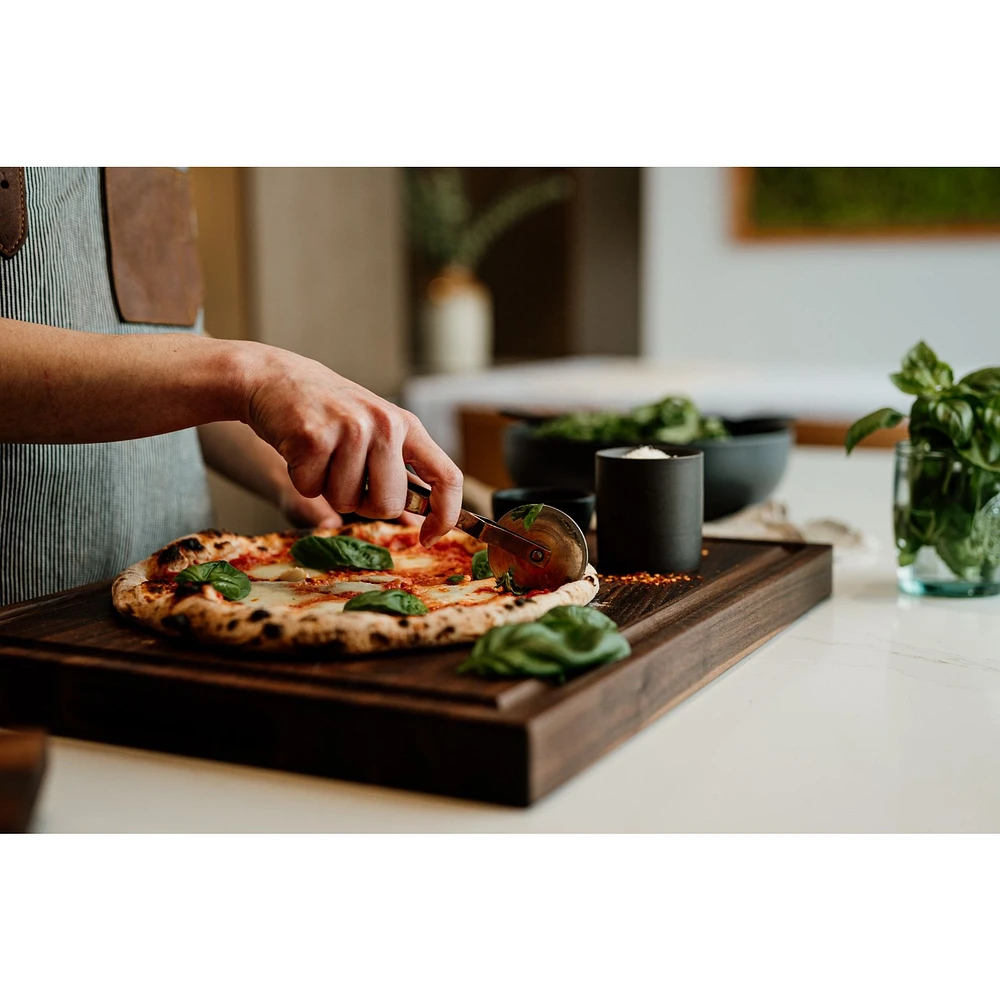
[446,574,466,584]
[457,606,629,683]
[495,569,530,595]
[174,561,251,601]
[342,589,429,616]
[471,548,493,580]
[291,534,394,571]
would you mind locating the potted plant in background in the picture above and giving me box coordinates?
[846,341,1000,596]
[406,168,573,374]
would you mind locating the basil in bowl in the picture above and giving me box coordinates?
[503,398,793,522]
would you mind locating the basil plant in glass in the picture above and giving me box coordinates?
[846,342,1000,597]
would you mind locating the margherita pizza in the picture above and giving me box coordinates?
[112,521,599,654]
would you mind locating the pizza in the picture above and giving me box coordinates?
[112,521,600,654]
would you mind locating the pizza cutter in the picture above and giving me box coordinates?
[403,482,589,590]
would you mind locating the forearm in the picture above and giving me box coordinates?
[198,420,288,505]
[0,317,249,444]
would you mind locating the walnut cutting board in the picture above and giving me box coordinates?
[0,539,831,806]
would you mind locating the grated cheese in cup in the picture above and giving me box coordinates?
[623,446,675,459]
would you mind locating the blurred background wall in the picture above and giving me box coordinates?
[190,167,408,533]
[642,167,1000,368]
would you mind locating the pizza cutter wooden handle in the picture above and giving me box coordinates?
[403,481,433,517]
[404,482,489,537]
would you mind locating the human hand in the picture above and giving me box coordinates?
[238,344,463,546]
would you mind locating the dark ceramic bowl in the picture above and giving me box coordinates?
[503,416,794,522]
[491,486,596,534]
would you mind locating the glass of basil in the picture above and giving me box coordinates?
[893,441,1000,596]
[847,341,1000,598]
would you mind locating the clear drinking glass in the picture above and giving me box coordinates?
[894,440,1000,597]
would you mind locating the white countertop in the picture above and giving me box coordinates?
[31,446,1000,832]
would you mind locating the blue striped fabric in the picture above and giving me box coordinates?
[0,168,214,605]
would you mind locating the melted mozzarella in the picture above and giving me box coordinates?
[240,579,389,611]
[390,549,449,572]
[247,562,310,581]
[419,579,501,605]
[243,581,322,609]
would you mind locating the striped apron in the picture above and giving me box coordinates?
[0,168,214,605]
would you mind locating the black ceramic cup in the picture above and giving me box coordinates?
[595,446,703,574]
[491,486,596,534]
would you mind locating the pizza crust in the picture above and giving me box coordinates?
[112,525,600,654]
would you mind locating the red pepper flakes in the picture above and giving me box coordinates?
[598,571,697,586]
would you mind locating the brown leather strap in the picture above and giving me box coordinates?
[0,168,27,259]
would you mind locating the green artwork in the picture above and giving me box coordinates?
[748,168,1000,232]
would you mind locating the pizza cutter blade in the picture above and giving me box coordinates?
[487,505,590,591]
[402,483,589,590]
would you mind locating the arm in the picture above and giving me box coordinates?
[0,317,463,545]
[197,420,342,528]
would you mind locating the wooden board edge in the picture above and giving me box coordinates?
[525,544,833,803]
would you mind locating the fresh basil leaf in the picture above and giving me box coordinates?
[174,560,251,601]
[958,435,1000,473]
[890,371,934,396]
[922,398,975,446]
[342,589,428,616]
[981,401,1000,444]
[958,368,1000,397]
[445,574,466,584]
[540,604,620,633]
[696,416,729,440]
[845,407,905,454]
[291,534,393,571]
[508,503,544,531]
[457,606,630,683]
[971,492,1000,565]
[495,569,530,595]
[895,342,953,395]
[901,340,940,372]
[533,396,729,445]
[471,548,493,580]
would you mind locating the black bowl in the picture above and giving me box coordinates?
[503,416,794,522]
[491,486,596,534]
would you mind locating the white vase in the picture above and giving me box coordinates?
[419,265,493,374]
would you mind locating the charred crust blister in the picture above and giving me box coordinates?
[157,544,181,566]
[514,598,527,606]
[179,537,205,552]
[372,633,390,646]
[262,623,283,639]
[397,618,409,627]
[227,619,239,631]
[249,609,271,621]
[161,613,190,633]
